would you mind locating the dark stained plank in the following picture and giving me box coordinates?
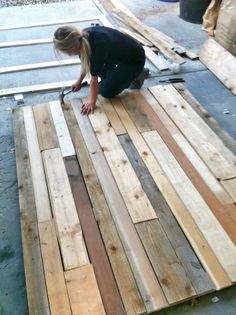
[119,134,215,295]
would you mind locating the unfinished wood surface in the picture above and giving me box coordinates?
[33,103,59,151]
[120,26,153,46]
[144,130,236,282]
[49,101,75,157]
[39,220,72,315]
[0,59,80,74]
[63,107,144,315]
[199,37,236,95]
[221,178,236,203]
[173,83,236,156]
[89,103,157,223]
[13,108,50,314]
[23,106,52,222]
[71,98,168,313]
[144,46,169,71]
[65,265,106,315]
[42,148,89,270]
[0,38,53,48]
[119,134,214,295]
[149,84,236,180]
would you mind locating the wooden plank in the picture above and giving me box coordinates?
[65,265,106,315]
[221,178,236,203]
[42,148,89,270]
[120,26,153,46]
[13,108,50,314]
[0,38,53,48]
[38,220,72,315]
[63,106,144,315]
[33,103,59,151]
[199,37,236,95]
[98,95,126,135]
[140,89,234,206]
[0,80,75,97]
[149,84,236,180]
[0,15,103,31]
[119,133,214,295]
[136,220,196,304]
[0,59,80,74]
[65,156,131,315]
[49,101,75,157]
[71,98,168,313]
[173,83,236,156]
[23,106,52,222]
[89,101,157,223]
[111,95,231,290]
[144,46,169,71]
[144,130,236,282]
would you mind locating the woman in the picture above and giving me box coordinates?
[53,25,149,115]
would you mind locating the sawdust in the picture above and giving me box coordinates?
[0,0,77,7]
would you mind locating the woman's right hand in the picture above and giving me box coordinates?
[71,80,82,92]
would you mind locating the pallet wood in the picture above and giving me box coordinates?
[71,98,168,312]
[63,105,145,315]
[143,130,236,282]
[199,37,236,95]
[33,103,59,151]
[38,220,72,315]
[221,178,236,203]
[65,265,106,315]
[49,101,75,157]
[144,46,169,71]
[65,156,131,315]
[173,83,236,156]
[119,26,153,47]
[119,134,214,295]
[42,148,89,270]
[13,108,50,315]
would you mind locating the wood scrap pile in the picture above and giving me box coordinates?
[13,84,236,315]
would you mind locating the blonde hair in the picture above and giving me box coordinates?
[53,26,91,74]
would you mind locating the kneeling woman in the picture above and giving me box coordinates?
[53,25,149,115]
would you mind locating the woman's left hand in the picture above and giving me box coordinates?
[81,102,96,116]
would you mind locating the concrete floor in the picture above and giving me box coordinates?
[0,1,236,314]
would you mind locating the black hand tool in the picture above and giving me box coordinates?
[59,80,88,105]
[159,78,185,83]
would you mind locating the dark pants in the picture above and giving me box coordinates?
[99,59,145,98]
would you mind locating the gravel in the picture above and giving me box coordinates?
[0,0,78,7]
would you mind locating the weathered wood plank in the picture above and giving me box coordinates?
[63,105,145,315]
[173,83,236,156]
[64,156,130,315]
[65,265,106,315]
[33,103,59,151]
[49,101,75,157]
[120,26,153,46]
[38,220,72,315]
[149,84,236,180]
[144,130,236,282]
[42,148,89,270]
[221,178,236,203]
[144,46,169,71]
[71,98,168,313]
[199,37,236,95]
[23,106,52,222]
[13,108,50,314]
[119,133,214,295]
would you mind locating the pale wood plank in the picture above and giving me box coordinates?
[199,37,236,95]
[119,133,214,295]
[38,220,72,315]
[71,98,168,312]
[13,108,50,315]
[136,220,196,304]
[89,101,157,223]
[144,46,169,71]
[98,95,126,135]
[42,148,89,270]
[33,103,59,151]
[221,178,236,203]
[149,84,236,180]
[108,98,231,290]
[120,26,153,46]
[23,106,52,222]
[173,83,236,156]
[63,105,144,315]
[0,59,80,74]
[144,130,236,282]
[49,101,75,157]
[0,38,53,48]
[65,265,106,315]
